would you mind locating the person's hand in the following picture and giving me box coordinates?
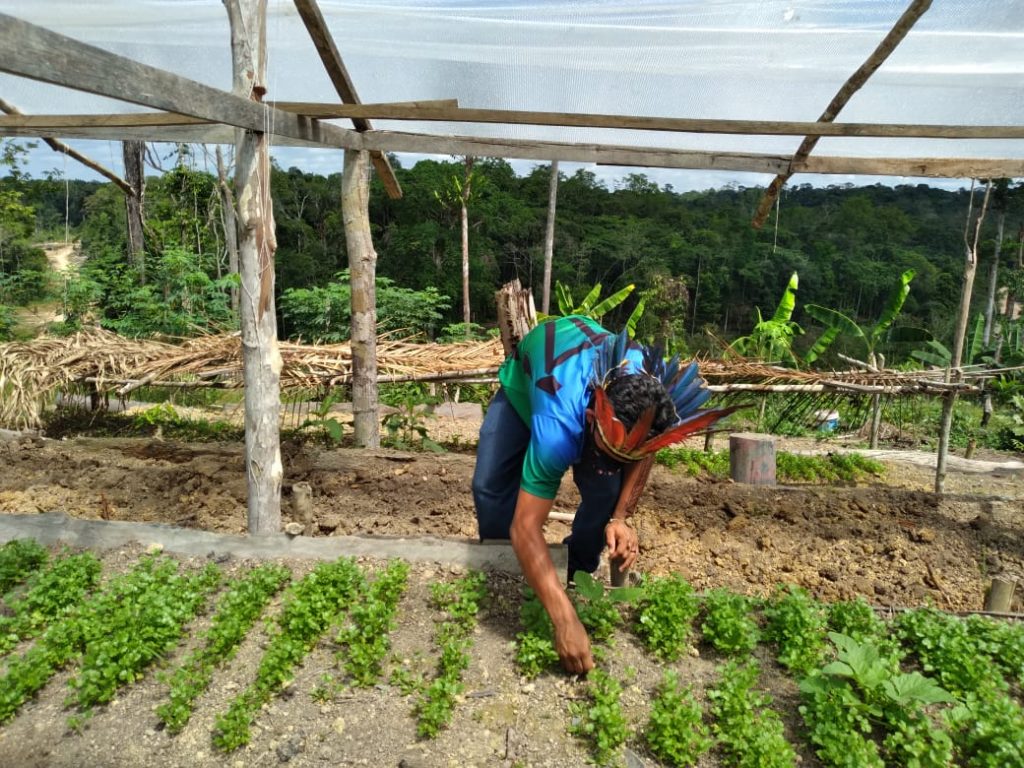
[605,518,639,571]
[554,615,595,675]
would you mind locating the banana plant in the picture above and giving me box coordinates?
[912,314,991,368]
[548,280,645,337]
[727,272,803,366]
[804,269,916,366]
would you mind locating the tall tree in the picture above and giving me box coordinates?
[122,140,146,283]
[226,0,282,534]
[542,160,559,314]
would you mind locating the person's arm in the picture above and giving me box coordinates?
[604,456,654,571]
[509,489,594,675]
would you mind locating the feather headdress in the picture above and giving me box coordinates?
[590,329,740,462]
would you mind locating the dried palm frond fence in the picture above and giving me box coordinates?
[0,328,1013,433]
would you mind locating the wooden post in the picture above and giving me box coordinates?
[984,577,1016,612]
[227,0,282,535]
[937,181,991,493]
[343,148,380,448]
[729,433,776,485]
[869,353,884,448]
[495,278,536,357]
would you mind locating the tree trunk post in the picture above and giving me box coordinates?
[729,433,776,486]
[542,159,559,315]
[342,148,380,448]
[122,140,146,283]
[227,0,282,535]
[461,156,474,334]
[869,353,884,448]
[937,181,990,494]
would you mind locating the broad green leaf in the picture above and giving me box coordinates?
[589,284,635,320]
[555,282,575,316]
[575,283,603,315]
[625,295,646,338]
[608,586,643,604]
[803,323,842,365]
[770,272,799,323]
[868,268,915,347]
[805,304,865,344]
[882,672,955,706]
[573,571,604,601]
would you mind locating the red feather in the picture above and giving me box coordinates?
[637,406,744,453]
[622,407,655,452]
[593,387,626,448]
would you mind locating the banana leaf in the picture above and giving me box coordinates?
[555,282,575,316]
[625,294,646,338]
[588,283,635,320]
[911,340,951,368]
[803,323,842,365]
[868,268,915,347]
[770,272,799,323]
[574,283,603,315]
[966,313,985,365]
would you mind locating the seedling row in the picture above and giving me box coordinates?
[1,538,1021,767]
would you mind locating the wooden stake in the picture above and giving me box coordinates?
[292,481,314,535]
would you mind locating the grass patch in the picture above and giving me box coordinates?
[656,446,884,484]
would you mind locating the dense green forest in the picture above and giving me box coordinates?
[1,140,1022,370]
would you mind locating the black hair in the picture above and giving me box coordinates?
[604,372,677,436]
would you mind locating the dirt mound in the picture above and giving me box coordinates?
[1,434,1021,612]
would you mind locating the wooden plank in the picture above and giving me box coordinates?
[292,0,402,198]
[0,98,133,195]
[0,12,347,149]
[351,129,1024,178]
[753,0,934,227]
[5,116,1021,178]
[270,102,1024,141]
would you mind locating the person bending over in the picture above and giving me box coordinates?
[472,314,735,674]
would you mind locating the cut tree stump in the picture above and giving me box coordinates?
[984,577,1017,612]
[729,432,776,486]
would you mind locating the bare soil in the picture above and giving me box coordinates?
[0,418,1022,767]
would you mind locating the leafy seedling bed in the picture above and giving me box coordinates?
[0,540,1022,768]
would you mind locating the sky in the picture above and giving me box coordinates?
[1,0,1021,193]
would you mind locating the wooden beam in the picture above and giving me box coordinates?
[292,0,402,199]
[4,115,1022,178]
[0,12,348,149]
[0,97,133,195]
[350,129,1024,178]
[271,102,1024,141]
[752,0,933,227]
[7,105,1024,141]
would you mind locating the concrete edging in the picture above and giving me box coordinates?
[0,512,564,574]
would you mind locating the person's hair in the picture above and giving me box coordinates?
[605,372,677,435]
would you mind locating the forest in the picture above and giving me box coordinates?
[1,139,1022,371]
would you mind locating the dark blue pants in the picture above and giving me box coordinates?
[471,390,622,576]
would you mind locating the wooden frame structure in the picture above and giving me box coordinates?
[1,0,1021,527]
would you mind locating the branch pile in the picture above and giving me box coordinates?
[1,329,1013,430]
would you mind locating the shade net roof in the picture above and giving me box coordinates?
[1,0,1022,179]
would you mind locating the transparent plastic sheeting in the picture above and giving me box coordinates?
[0,0,1022,162]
